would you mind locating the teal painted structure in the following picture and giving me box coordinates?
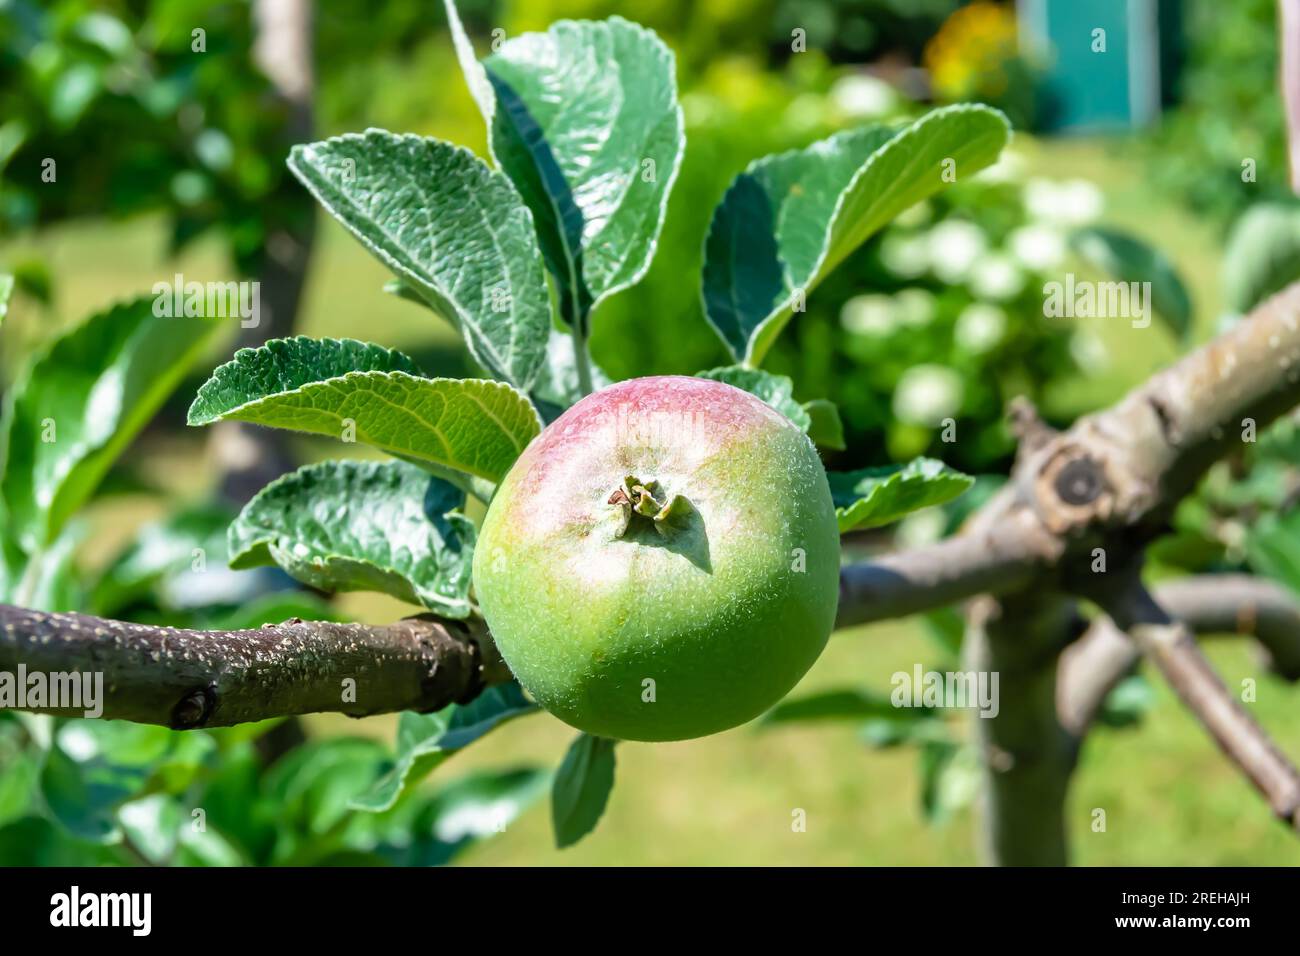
[1019,0,1175,132]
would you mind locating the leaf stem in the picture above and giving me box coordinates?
[570,303,594,397]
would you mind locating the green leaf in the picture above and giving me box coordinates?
[409,766,551,864]
[351,683,538,813]
[38,721,180,845]
[287,132,551,388]
[19,519,84,613]
[0,297,222,552]
[175,823,247,867]
[91,503,233,615]
[0,726,38,827]
[483,16,685,325]
[0,273,12,327]
[918,741,979,824]
[1096,674,1157,729]
[802,398,846,450]
[189,336,420,418]
[861,715,952,749]
[262,737,390,843]
[0,530,23,604]
[921,607,965,661]
[40,741,122,844]
[551,732,616,849]
[0,816,121,866]
[118,794,183,864]
[1070,226,1193,339]
[830,457,974,533]
[702,105,1010,365]
[1220,202,1300,315]
[229,459,476,617]
[761,688,906,725]
[1246,509,1300,595]
[697,365,811,430]
[188,337,542,484]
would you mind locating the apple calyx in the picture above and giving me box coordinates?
[608,475,696,538]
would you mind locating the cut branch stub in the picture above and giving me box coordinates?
[1031,444,1115,536]
[1054,457,1105,506]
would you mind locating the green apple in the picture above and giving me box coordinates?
[473,375,840,741]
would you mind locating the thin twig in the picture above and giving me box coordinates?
[1059,574,1300,735]
[1097,580,1300,830]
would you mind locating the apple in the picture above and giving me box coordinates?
[473,376,840,741]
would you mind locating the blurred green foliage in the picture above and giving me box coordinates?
[1,0,297,272]
[501,0,960,75]
[1148,0,1292,228]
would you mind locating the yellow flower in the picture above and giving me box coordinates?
[923,2,1018,102]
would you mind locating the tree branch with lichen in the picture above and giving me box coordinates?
[0,606,508,728]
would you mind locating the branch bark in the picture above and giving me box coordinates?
[1059,574,1300,736]
[966,591,1079,866]
[0,605,508,728]
[1095,579,1300,830]
[836,503,1055,628]
[214,0,318,504]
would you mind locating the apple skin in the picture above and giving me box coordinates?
[473,375,840,741]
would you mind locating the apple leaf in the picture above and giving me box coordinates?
[1245,508,1300,599]
[802,398,846,450]
[697,365,812,430]
[287,131,550,389]
[351,683,538,813]
[1070,225,1193,340]
[0,273,12,327]
[1096,674,1158,729]
[404,766,552,865]
[702,105,1010,365]
[189,336,419,416]
[918,741,981,823]
[1220,202,1300,316]
[479,16,685,327]
[228,459,476,617]
[830,458,974,533]
[551,732,617,849]
[1,297,223,552]
[188,337,542,484]
[761,688,904,725]
[90,503,233,616]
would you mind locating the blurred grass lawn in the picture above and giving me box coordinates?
[4,136,1299,865]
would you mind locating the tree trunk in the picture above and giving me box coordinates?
[966,590,1080,865]
[213,0,317,505]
